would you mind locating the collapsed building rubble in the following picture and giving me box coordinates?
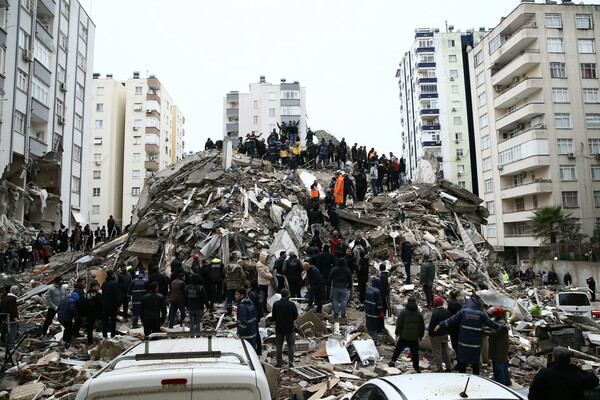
[1,147,600,399]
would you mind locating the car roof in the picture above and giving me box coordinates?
[374,373,524,400]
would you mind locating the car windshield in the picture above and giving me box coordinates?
[559,293,591,306]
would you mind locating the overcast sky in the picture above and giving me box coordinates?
[83,0,600,155]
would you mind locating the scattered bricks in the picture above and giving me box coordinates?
[356,368,379,379]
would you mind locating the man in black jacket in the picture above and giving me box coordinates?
[273,288,298,369]
[447,290,462,352]
[329,259,352,318]
[357,251,369,307]
[303,262,323,314]
[307,204,324,237]
[140,282,167,337]
[116,263,132,319]
[274,251,287,293]
[82,280,103,345]
[185,274,208,332]
[317,245,335,300]
[528,346,598,400]
[101,270,121,338]
[353,170,367,202]
[429,296,452,372]
[283,252,303,299]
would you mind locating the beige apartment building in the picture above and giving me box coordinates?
[468,1,600,262]
[88,73,185,230]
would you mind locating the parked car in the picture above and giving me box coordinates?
[75,331,271,400]
[341,373,526,400]
[556,291,593,318]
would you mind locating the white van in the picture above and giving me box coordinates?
[556,291,593,318]
[75,331,271,400]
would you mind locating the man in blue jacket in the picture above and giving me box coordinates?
[128,271,149,329]
[185,274,209,332]
[235,288,258,352]
[400,237,412,283]
[365,277,384,346]
[57,292,79,348]
[303,262,323,314]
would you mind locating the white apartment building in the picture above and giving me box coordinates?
[468,1,600,261]
[88,73,185,230]
[397,28,486,193]
[0,0,95,231]
[224,76,307,144]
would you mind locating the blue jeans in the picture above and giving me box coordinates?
[492,361,511,386]
[370,179,378,196]
[226,288,236,316]
[168,301,186,328]
[331,287,349,315]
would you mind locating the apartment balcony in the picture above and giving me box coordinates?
[498,125,547,152]
[499,155,551,176]
[416,47,435,53]
[495,102,545,131]
[145,143,159,154]
[417,77,437,84]
[417,62,436,71]
[501,179,553,199]
[146,126,160,135]
[422,141,442,147]
[489,25,539,66]
[146,110,160,119]
[415,31,434,38]
[422,124,440,131]
[226,108,239,116]
[29,136,48,158]
[420,108,439,118]
[31,99,49,122]
[147,93,161,104]
[502,209,535,223]
[419,92,438,100]
[145,160,159,171]
[147,77,160,91]
[494,77,544,109]
[503,235,541,248]
[226,123,239,132]
[491,50,540,86]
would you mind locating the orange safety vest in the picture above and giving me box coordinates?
[334,176,344,203]
[311,185,319,198]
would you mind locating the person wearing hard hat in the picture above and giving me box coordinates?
[310,180,320,201]
[487,306,511,386]
[333,172,344,207]
[191,254,201,275]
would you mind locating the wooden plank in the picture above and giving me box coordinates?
[307,379,339,400]
[306,378,339,393]
[76,360,93,377]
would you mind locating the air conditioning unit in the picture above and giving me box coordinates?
[494,85,502,92]
[455,139,459,143]
[60,83,67,92]
[450,77,455,81]
[94,161,101,166]
[497,164,504,170]
[57,116,66,125]
[568,152,576,159]
[133,126,139,131]
[22,50,33,62]
[146,109,152,113]
[452,107,457,111]
[456,155,461,160]
[596,153,600,159]
[457,172,463,176]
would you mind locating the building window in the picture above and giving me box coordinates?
[584,88,600,103]
[592,166,600,180]
[77,53,86,71]
[34,40,52,69]
[579,39,595,53]
[485,179,493,193]
[481,135,490,149]
[93,153,101,163]
[134,119,142,128]
[448,39,456,47]
[595,192,600,208]
[581,63,597,79]
[73,145,81,162]
[452,101,462,109]
[478,92,487,107]
[450,70,459,79]
[96,103,104,112]
[133,103,142,111]
[487,224,497,238]
[281,90,300,99]
[476,71,484,87]
[269,108,275,117]
[253,100,258,109]
[555,113,571,129]
[282,106,300,115]
[547,38,564,53]
[552,88,569,103]
[489,35,502,54]
[79,22,87,42]
[421,84,437,93]
[93,137,102,145]
[58,66,66,83]
[31,77,49,106]
[587,114,600,129]
[253,115,258,124]
[474,51,483,67]
[487,201,495,215]
[61,0,70,18]
[59,32,68,52]
[75,114,83,130]
[480,114,488,128]
[454,116,462,125]
[135,86,143,95]
[457,165,465,175]
[76,83,84,100]
[56,99,64,116]
[448,54,457,63]
[133,136,142,145]
[576,14,593,29]
[14,111,25,133]
[483,157,491,171]
[17,69,27,92]
[0,47,5,75]
[455,132,463,142]
[515,197,525,212]
[456,148,464,158]
[268,92,275,101]
[589,139,600,154]
[93,170,101,179]
[91,205,99,214]
[95,120,103,129]
[557,139,573,154]
[92,188,100,197]
[132,170,140,179]
[451,85,459,93]
[546,13,562,28]
[132,187,141,196]
[18,29,30,50]
[550,62,567,78]
[559,165,576,181]
[97,87,104,95]
[562,191,579,208]
[71,176,80,193]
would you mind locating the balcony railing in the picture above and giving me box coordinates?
[419,92,438,99]
[420,108,440,115]
[501,178,552,191]
[417,77,437,84]
[496,101,544,122]
[416,47,435,53]
[417,62,436,69]
[503,207,537,214]
[504,232,533,238]
[498,123,546,144]
[422,124,441,131]
[491,49,540,76]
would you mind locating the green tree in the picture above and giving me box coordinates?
[527,206,578,245]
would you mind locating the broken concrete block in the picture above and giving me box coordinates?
[296,311,327,335]
[526,356,548,369]
[369,230,388,246]
[356,368,379,379]
[9,383,45,400]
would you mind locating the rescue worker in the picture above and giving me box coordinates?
[128,271,149,329]
[235,288,258,351]
[82,280,103,345]
[140,282,167,337]
[420,254,435,308]
[310,180,320,202]
[224,252,246,316]
[274,251,287,292]
[283,251,302,299]
[57,292,79,348]
[184,274,209,332]
[365,277,384,346]
[191,254,201,275]
[210,258,225,302]
[333,171,344,207]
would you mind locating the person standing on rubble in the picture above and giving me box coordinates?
[129,271,149,329]
[329,258,352,319]
[400,236,413,283]
[191,254,201,275]
[587,276,596,302]
[256,252,272,308]
[116,263,132,320]
[334,172,345,208]
[317,244,335,300]
[486,306,511,386]
[328,206,341,234]
[210,257,225,303]
[72,277,87,338]
[447,290,462,353]
[435,295,508,375]
[198,259,215,311]
[357,251,369,308]
[185,274,209,332]
[101,270,121,338]
[274,251,287,292]
[140,282,167,337]
[528,346,599,400]
[225,252,247,316]
[420,254,435,308]
[353,169,367,202]
[2,286,20,344]
[379,263,391,318]
[389,297,425,372]
[170,253,184,282]
[307,203,324,237]
[283,251,303,299]
[304,262,323,314]
[429,296,452,372]
[365,277,384,346]
[57,292,79,348]
[235,288,258,351]
[564,271,572,286]
[82,280,102,345]
[40,276,67,340]
[168,272,187,328]
[273,288,298,369]
[369,162,378,197]
[107,215,116,240]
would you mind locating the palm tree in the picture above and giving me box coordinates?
[527,206,577,245]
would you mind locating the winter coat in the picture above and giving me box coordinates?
[273,298,298,335]
[488,317,509,362]
[199,266,214,298]
[46,284,67,311]
[380,270,390,297]
[225,263,246,290]
[140,292,167,323]
[116,270,132,292]
[82,289,103,320]
[1,294,18,321]
[169,278,186,303]
[256,253,273,286]
[237,296,258,348]
[184,283,208,311]
[365,277,384,332]
[401,241,412,264]
[128,277,149,315]
[307,208,324,225]
[357,257,370,282]
[329,261,352,289]
[439,298,506,365]
[210,260,224,283]
[283,256,303,282]
[420,260,435,286]
[306,265,323,288]
[429,306,451,336]
[57,297,77,322]
[317,251,335,277]
[344,254,357,274]
[148,272,169,297]
[528,363,599,400]
[395,300,425,341]
[102,278,121,312]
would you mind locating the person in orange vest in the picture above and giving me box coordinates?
[334,172,345,207]
[310,180,320,202]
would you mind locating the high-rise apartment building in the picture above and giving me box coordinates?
[0,0,95,231]
[224,76,307,144]
[468,2,600,261]
[397,28,486,193]
[88,73,185,230]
